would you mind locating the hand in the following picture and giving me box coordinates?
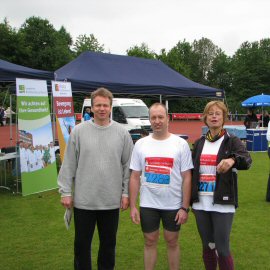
[175,209,188,225]
[216,158,235,174]
[121,196,129,211]
[61,196,73,209]
[130,207,140,224]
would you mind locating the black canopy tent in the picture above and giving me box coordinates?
[0,58,54,86]
[55,51,224,99]
[0,53,224,99]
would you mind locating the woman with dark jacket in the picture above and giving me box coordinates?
[191,101,252,270]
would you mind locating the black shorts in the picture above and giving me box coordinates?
[140,207,181,233]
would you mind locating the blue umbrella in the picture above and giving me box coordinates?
[241,93,270,127]
[241,93,270,107]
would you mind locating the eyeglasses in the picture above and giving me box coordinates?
[207,111,223,117]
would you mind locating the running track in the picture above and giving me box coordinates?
[0,120,244,149]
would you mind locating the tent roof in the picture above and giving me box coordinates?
[55,51,224,98]
[0,59,54,83]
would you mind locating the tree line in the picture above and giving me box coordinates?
[1,16,270,113]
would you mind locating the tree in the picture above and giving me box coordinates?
[18,16,73,70]
[0,18,22,63]
[230,39,270,111]
[126,43,156,59]
[160,40,194,78]
[207,50,232,90]
[73,34,104,56]
[192,37,220,84]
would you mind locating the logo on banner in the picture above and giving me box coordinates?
[19,85,26,93]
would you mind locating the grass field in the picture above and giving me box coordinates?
[0,152,269,270]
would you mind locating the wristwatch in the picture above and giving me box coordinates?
[180,207,190,213]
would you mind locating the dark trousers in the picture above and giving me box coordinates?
[267,149,270,201]
[74,207,119,270]
[193,210,234,257]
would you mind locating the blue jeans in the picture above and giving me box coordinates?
[74,207,119,270]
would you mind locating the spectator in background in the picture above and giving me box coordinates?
[0,106,5,126]
[83,107,92,121]
[243,109,258,128]
[140,129,149,138]
[4,106,15,125]
[259,110,269,128]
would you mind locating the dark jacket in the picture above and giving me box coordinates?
[244,114,258,128]
[191,133,252,208]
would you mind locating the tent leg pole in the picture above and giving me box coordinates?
[10,93,12,146]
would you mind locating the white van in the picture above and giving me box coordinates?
[81,98,152,133]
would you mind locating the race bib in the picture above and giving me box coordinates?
[198,174,216,195]
[144,157,174,185]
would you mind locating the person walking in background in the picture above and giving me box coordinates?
[58,88,133,270]
[191,101,252,270]
[243,109,258,128]
[0,106,5,126]
[129,103,193,270]
[4,106,15,125]
[83,107,92,121]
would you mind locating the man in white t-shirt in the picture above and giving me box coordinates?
[129,103,193,270]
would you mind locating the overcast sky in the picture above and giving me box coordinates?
[1,0,270,56]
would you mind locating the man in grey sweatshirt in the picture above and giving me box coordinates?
[58,88,133,270]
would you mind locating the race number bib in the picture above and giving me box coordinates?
[144,157,174,185]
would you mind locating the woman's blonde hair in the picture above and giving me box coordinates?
[202,101,228,127]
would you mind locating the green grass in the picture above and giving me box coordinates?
[0,152,270,270]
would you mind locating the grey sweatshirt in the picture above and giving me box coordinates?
[58,120,133,210]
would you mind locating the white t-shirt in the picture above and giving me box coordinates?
[130,134,193,210]
[192,137,235,213]
[267,121,270,142]
[49,147,56,163]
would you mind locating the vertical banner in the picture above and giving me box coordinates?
[51,81,75,162]
[16,78,58,196]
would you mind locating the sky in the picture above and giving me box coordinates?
[1,0,270,56]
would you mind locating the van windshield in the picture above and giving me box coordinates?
[121,106,149,118]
